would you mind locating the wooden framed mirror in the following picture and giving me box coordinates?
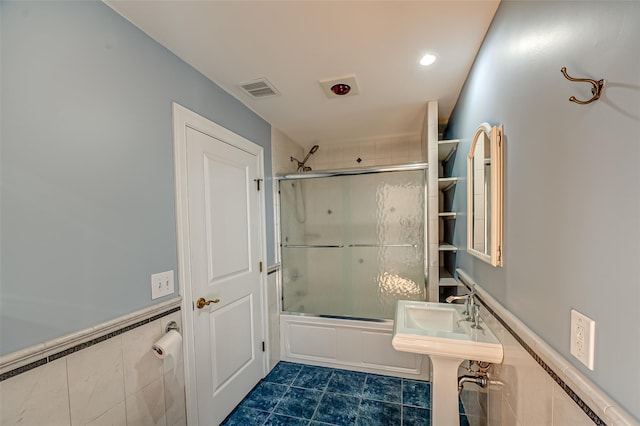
[467,123,504,266]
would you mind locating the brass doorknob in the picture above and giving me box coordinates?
[196,297,220,309]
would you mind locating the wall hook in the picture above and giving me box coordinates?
[561,67,604,105]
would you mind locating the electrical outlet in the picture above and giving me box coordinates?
[151,270,174,300]
[570,309,595,370]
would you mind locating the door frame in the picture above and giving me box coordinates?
[173,102,268,425]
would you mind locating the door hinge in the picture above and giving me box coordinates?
[262,341,265,352]
[259,261,263,272]
[254,178,263,191]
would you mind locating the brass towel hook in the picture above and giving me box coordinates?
[561,67,604,105]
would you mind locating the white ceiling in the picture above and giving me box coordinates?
[105,1,500,148]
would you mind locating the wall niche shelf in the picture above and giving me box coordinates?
[426,102,462,301]
[438,267,463,287]
[438,212,457,219]
[438,139,460,162]
[438,177,458,191]
[433,128,462,299]
[438,243,457,251]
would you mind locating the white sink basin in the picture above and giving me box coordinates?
[392,300,503,363]
[392,300,503,426]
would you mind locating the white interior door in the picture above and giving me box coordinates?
[175,104,266,426]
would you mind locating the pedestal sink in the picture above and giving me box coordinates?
[392,301,503,426]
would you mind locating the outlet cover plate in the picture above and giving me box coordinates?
[151,270,174,300]
[570,309,595,370]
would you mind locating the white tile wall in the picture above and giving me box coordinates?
[67,336,126,425]
[86,402,126,426]
[0,358,71,426]
[305,135,424,171]
[552,385,595,426]
[482,309,567,426]
[122,320,164,397]
[0,312,186,426]
[125,377,166,426]
[457,269,639,426]
[272,128,304,175]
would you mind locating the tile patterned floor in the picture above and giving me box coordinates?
[221,362,472,426]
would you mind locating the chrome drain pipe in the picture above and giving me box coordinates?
[458,375,488,395]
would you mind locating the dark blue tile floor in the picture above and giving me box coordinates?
[221,361,472,426]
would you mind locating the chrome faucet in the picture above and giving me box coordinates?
[471,304,483,330]
[445,287,476,321]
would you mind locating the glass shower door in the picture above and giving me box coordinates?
[279,169,426,320]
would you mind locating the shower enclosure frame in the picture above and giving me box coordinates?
[275,163,430,378]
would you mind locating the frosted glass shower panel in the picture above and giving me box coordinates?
[351,246,425,319]
[279,176,346,246]
[279,169,426,320]
[350,172,425,246]
[281,246,348,316]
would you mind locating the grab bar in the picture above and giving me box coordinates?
[281,244,344,248]
[281,244,418,249]
[349,244,418,248]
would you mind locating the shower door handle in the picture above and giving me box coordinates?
[196,297,220,309]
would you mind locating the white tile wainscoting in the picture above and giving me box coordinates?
[0,298,185,426]
[456,270,639,426]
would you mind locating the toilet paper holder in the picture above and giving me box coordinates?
[165,321,180,333]
[152,321,183,360]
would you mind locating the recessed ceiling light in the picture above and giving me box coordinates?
[419,53,437,66]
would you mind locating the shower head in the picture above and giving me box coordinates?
[291,145,320,172]
[301,145,319,163]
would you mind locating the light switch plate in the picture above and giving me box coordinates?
[151,270,174,300]
[570,309,595,370]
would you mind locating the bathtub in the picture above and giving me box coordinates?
[280,313,430,380]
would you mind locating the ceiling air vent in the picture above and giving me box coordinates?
[239,78,280,99]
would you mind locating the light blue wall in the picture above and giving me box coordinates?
[0,0,273,355]
[445,1,640,419]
